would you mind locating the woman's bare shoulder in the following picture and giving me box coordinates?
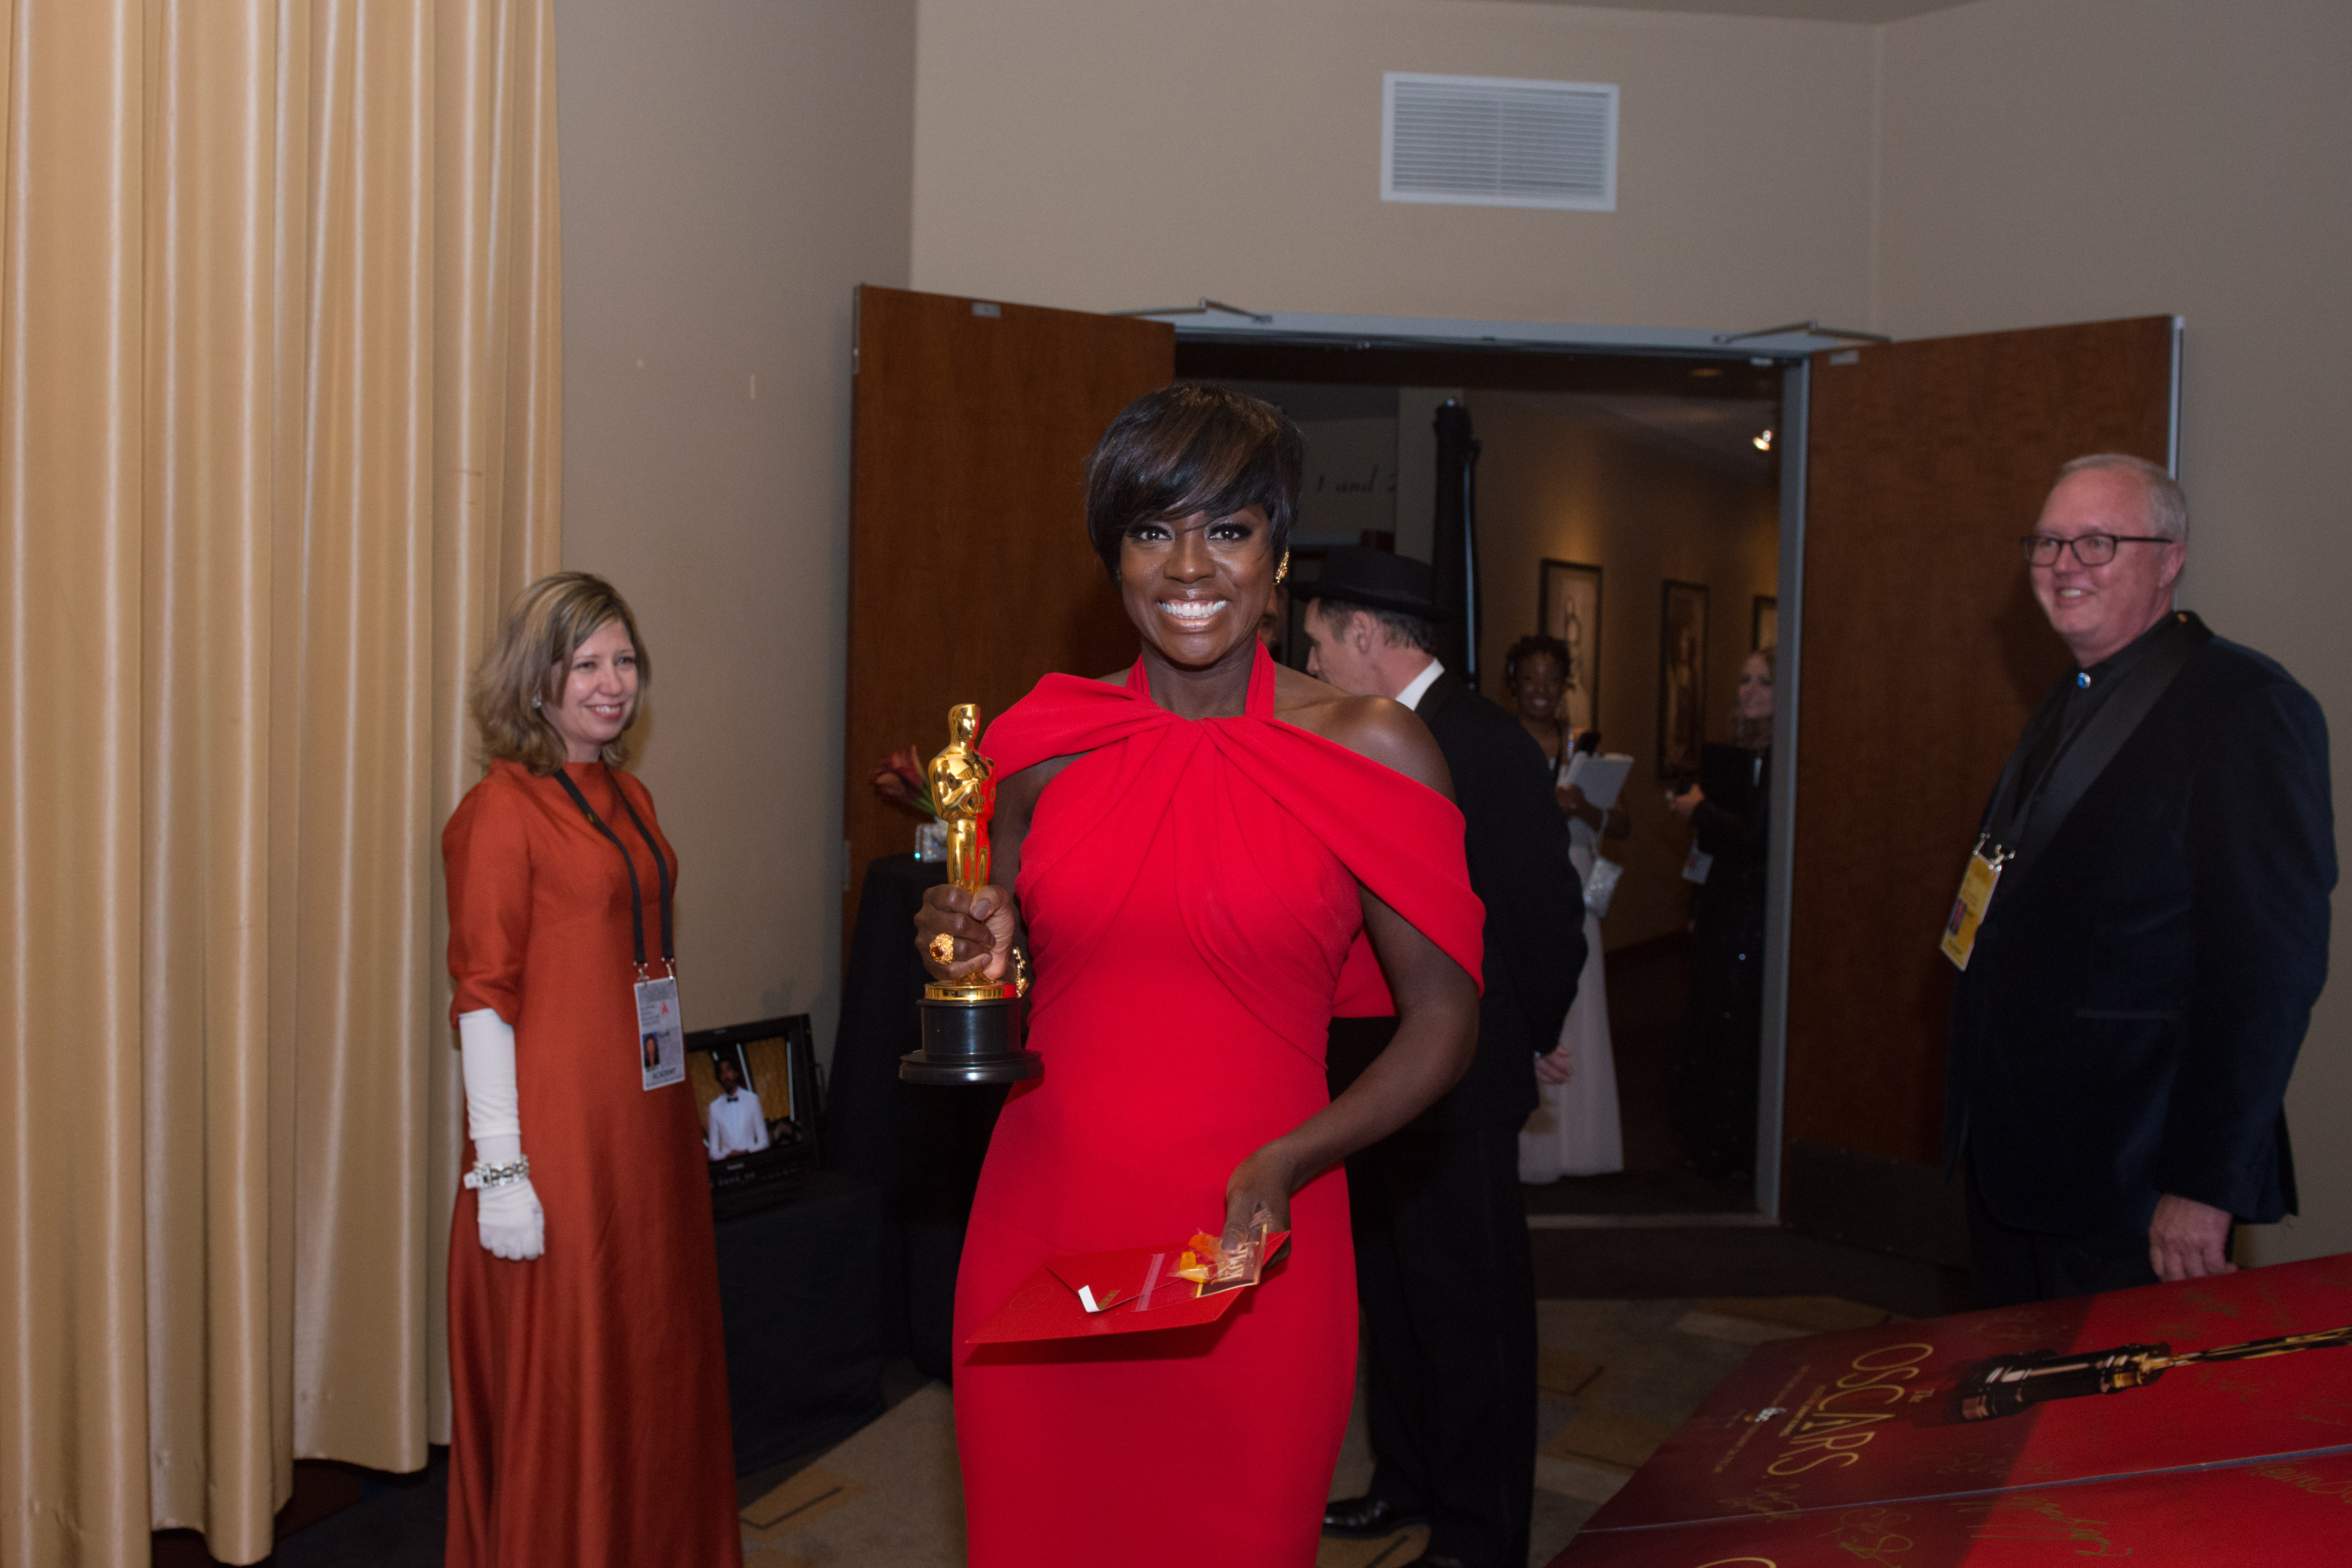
[1272,667,1453,798]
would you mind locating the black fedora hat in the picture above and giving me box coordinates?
[1304,547,1446,620]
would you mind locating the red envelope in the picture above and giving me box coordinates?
[967,1232,1291,1344]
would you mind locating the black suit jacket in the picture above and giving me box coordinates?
[1331,671,1586,1130]
[1946,626,2334,1235]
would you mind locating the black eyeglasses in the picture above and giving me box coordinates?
[2019,533,2171,567]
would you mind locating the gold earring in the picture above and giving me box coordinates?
[1273,549,1290,586]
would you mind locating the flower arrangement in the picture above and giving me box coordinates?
[870,746,937,819]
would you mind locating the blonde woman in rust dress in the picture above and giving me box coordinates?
[441,573,741,1568]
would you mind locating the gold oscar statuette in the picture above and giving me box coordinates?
[900,702,1042,1086]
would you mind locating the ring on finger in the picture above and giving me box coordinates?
[928,932,956,964]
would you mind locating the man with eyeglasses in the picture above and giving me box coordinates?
[1944,453,2333,1307]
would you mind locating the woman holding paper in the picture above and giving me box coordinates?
[440,574,739,1568]
[914,385,1484,1568]
[1505,634,1630,1180]
[1502,633,1632,835]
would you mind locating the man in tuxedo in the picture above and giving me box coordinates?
[1304,549,1583,1568]
[704,1055,771,1161]
[1947,454,2333,1307]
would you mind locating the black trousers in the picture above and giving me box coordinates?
[1346,1115,1536,1568]
[1669,913,1763,1182]
[1965,1165,2167,1309]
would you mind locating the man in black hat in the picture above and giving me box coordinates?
[1304,547,1583,1568]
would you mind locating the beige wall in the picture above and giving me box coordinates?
[547,0,2346,1256]
[910,0,1875,327]
[905,0,2349,1257]
[1468,393,1780,950]
[557,0,916,1054]
[1873,0,2352,1263]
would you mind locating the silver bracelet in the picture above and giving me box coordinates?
[464,1155,532,1191]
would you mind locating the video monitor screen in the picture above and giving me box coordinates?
[683,1014,818,1218]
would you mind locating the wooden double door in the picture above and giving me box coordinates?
[843,287,1172,935]
[1781,316,2175,1236]
[846,285,2177,1222]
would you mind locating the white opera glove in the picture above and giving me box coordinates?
[458,1008,545,1261]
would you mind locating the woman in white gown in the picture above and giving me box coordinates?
[1502,635,1629,1180]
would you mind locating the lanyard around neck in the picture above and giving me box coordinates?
[552,765,674,976]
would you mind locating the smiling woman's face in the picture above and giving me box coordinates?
[1511,649,1566,720]
[547,617,639,763]
[1117,504,1278,671]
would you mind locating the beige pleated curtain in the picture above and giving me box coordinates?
[0,2,561,1564]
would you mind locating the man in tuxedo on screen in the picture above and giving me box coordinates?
[1947,454,2333,1307]
[704,1055,770,1161]
[1302,549,1583,1568]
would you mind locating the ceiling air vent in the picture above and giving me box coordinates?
[1382,72,1618,212]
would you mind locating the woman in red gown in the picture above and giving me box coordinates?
[917,388,1486,1566]
[441,573,741,1568]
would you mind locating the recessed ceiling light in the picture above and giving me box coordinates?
[1753,429,1774,452]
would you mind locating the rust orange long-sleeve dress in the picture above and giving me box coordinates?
[442,758,741,1568]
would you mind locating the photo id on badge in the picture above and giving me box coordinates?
[636,976,685,1090]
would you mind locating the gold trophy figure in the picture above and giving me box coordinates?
[929,705,995,893]
[900,702,1041,1086]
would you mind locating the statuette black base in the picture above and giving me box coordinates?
[901,993,1040,1085]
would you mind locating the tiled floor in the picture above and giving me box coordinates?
[163,1269,1929,1568]
[151,940,1961,1566]
[719,1294,1906,1568]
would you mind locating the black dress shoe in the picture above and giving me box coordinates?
[1321,1495,1428,1538]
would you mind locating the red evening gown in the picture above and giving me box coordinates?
[441,759,742,1568]
[955,644,1484,1566]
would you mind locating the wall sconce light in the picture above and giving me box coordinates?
[1753,429,1774,452]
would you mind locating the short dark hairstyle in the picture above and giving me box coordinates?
[1084,384,1303,579]
[1504,633,1571,683]
[1311,596,1435,655]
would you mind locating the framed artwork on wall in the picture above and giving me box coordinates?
[1536,559,1603,734]
[1752,595,1778,652]
[1658,580,1709,780]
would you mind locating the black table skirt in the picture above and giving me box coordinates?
[822,853,1006,1382]
[714,1169,886,1473]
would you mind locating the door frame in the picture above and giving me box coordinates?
[1150,308,1838,1218]
[1758,359,1808,1219]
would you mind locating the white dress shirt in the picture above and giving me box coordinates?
[705,1087,771,1160]
[1394,656,1445,713]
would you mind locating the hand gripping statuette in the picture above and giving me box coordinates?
[901,703,1041,1086]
